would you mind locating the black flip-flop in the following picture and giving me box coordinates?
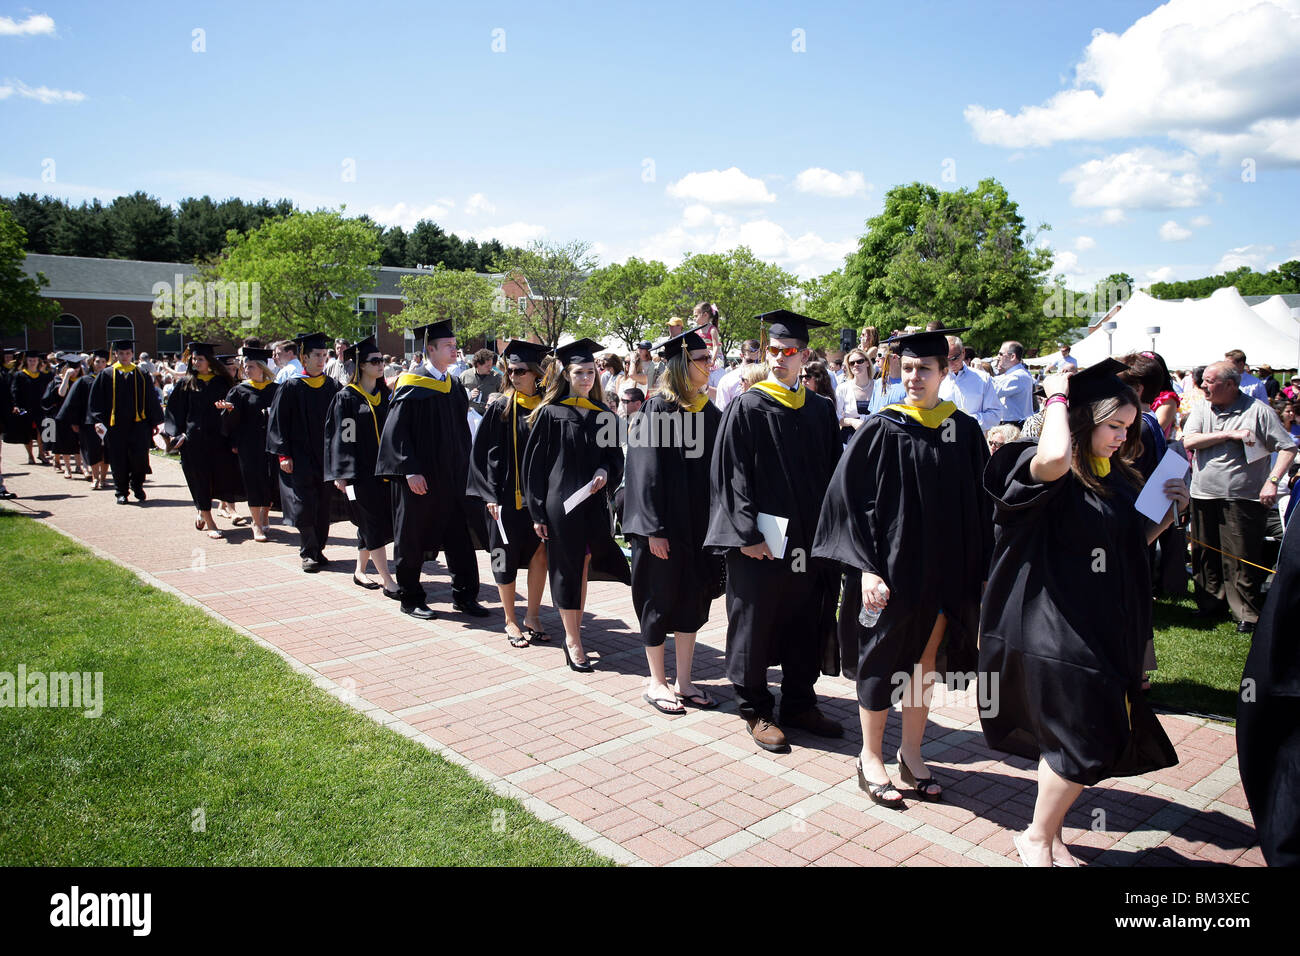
[507,627,530,649]
[643,692,686,716]
[675,688,718,709]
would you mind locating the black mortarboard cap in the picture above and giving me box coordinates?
[91,348,110,360]
[342,337,379,363]
[501,340,549,366]
[187,342,218,361]
[238,346,273,363]
[293,331,332,352]
[111,339,135,351]
[882,326,971,359]
[655,328,708,359]
[553,338,603,366]
[412,320,456,346]
[217,354,238,363]
[1070,358,1130,405]
[759,309,827,342]
[23,349,45,359]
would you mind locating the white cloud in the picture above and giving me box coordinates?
[680,204,734,229]
[0,14,55,35]
[1214,244,1276,272]
[1099,208,1128,225]
[792,167,871,198]
[1159,220,1192,241]
[666,166,776,205]
[1074,235,1096,251]
[1145,266,1177,283]
[1051,249,1084,275]
[366,201,454,230]
[964,0,1300,165]
[467,221,547,247]
[1190,214,1212,228]
[1,79,84,104]
[1060,148,1209,209]
[464,193,495,216]
[636,208,852,279]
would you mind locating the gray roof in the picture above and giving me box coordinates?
[1241,293,1300,308]
[22,253,505,302]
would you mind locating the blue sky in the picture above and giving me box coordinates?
[2,0,1298,287]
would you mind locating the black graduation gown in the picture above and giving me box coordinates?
[8,369,53,444]
[703,385,841,695]
[521,399,630,610]
[41,376,80,454]
[466,394,542,585]
[812,405,993,710]
[220,380,279,508]
[87,364,164,492]
[1237,516,1300,866]
[375,373,483,598]
[265,376,340,537]
[623,395,723,643]
[978,441,1178,786]
[57,372,103,465]
[324,382,393,551]
[164,376,245,509]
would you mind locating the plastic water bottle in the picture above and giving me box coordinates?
[858,583,889,628]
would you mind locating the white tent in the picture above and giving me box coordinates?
[1250,294,1300,339]
[1068,286,1300,371]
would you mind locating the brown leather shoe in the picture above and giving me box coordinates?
[781,705,844,738]
[744,715,790,753]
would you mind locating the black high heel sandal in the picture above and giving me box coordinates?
[857,757,905,810]
[896,748,942,801]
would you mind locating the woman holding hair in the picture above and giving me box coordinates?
[164,343,243,538]
[623,329,722,713]
[814,328,992,808]
[323,337,398,595]
[468,340,551,648]
[522,338,631,672]
[979,359,1185,866]
[217,347,279,541]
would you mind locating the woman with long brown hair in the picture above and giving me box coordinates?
[522,338,630,672]
[217,347,279,541]
[468,340,551,648]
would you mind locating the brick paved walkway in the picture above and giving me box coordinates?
[4,454,1263,866]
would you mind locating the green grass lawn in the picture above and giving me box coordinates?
[0,509,609,866]
[1148,592,1250,722]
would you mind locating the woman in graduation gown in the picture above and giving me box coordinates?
[323,337,398,596]
[467,340,550,648]
[522,338,630,672]
[217,347,279,541]
[57,349,110,490]
[42,356,85,478]
[164,343,244,538]
[814,328,993,808]
[8,350,54,464]
[978,359,1186,866]
[623,329,722,714]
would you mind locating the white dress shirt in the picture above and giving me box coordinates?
[992,362,1035,422]
[273,357,304,383]
[940,365,1003,432]
[716,363,756,409]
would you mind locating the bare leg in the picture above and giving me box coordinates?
[1019,757,1085,867]
[562,555,593,664]
[199,508,222,538]
[644,643,676,705]
[670,632,707,702]
[522,544,547,634]
[354,549,368,578]
[369,545,396,591]
[498,580,525,643]
[899,613,946,784]
[858,705,893,788]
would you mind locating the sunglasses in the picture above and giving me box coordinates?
[767,345,800,358]
[506,367,533,377]
[363,357,384,365]
[848,358,868,367]
[800,373,814,380]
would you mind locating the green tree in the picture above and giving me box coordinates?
[197,209,381,341]
[107,191,177,261]
[491,239,598,346]
[1148,261,1300,300]
[391,266,502,344]
[641,247,797,352]
[793,270,858,351]
[839,178,1053,353]
[0,207,61,336]
[578,257,669,350]
[50,199,114,259]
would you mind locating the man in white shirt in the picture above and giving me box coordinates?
[324,337,355,385]
[992,340,1035,424]
[1226,349,1268,402]
[715,339,762,409]
[1045,344,1078,373]
[272,340,304,383]
[939,335,1002,431]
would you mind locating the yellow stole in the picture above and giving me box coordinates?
[512,391,541,509]
[560,395,603,411]
[21,368,41,379]
[197,372,216,383]
[243,379,270,391]
[884,401,957,428]
[109,363,146,426]
[1089,455,1112,477]
[750,380,805,409]
[300,374,327,389]
[680,392,709,413]
[395,372,451,393]
[348,383,382,447]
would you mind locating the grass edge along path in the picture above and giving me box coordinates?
[0,509,610,867]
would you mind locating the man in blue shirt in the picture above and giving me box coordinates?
[992,340,1035,425]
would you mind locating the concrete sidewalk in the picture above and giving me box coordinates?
[3,453,1263,866]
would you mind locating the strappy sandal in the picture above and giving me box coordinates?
[857,758,905,810]
[523,624,550,643]
[897,748,942,801]
[506,626,530,649]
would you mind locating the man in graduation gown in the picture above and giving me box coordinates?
[375,320,488,620]
[88,339,164,504]
[266,332,341,571]
[704,309,844,753]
